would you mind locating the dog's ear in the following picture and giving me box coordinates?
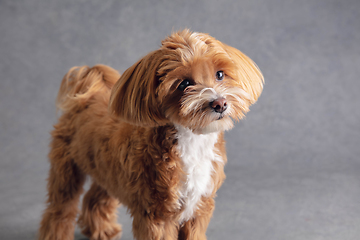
[109,50,168,126]
[223,44,264,104]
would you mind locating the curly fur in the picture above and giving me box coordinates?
[39,29,263,240]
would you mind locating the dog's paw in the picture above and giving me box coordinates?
[82,223,122,240]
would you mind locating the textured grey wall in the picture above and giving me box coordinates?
[1,0,360,239]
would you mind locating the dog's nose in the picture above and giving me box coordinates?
[210,98,228,113]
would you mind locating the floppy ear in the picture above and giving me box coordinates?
[223,44,264,104]
[109,50,168,126]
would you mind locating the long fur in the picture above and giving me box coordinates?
[39,29,263,240]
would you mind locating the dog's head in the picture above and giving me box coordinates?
[109,29,263,134]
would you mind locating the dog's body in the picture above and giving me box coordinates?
[39,30,263,240]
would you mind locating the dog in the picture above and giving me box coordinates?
[39,29,263,240]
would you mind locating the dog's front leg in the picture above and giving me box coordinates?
[131,208,178,240]
[178,197,215,240]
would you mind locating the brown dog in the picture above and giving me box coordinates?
[39,29,263,240]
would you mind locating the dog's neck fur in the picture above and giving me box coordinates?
[175,125,222,224]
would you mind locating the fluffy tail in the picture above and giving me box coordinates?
[56,64,120,112]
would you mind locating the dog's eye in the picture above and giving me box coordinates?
[178,79,192,91]
[215,71,224,81]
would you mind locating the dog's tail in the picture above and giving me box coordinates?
[56,65,120,112]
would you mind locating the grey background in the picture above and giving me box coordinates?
[1,0,360,239]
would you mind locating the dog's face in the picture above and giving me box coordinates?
[109,30,263,134]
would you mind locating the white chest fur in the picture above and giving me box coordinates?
[175,125,222,224]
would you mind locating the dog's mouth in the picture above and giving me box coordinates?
[216,114,225,120]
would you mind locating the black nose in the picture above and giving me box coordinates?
[210,98,228,113]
